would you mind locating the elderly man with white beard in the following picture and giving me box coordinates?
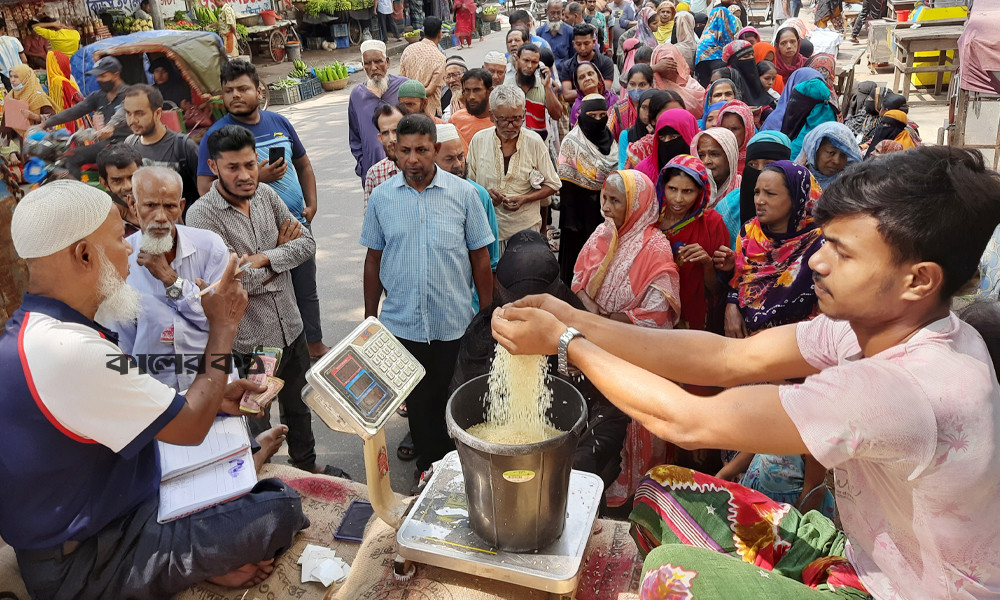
[0,180,309,599]
[349,39,408,183]
[110,166,231,393]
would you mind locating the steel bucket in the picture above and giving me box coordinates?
[445,374,587,552]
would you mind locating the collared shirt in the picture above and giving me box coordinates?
[467,127,562,241]
[110,225,231,392]
[399,39,446,117]
[349,74,407,178]
[186,183,316,353]
[536,24,575,62]
[360,167,495,343]
[0,294,184,550]
[31,25,80,56]
[0,37,23,76]
[363,156,399,207]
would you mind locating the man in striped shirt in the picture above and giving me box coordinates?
[363,104,404,207]
[509,43,563,141]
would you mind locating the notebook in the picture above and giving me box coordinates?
[156,416,257,523]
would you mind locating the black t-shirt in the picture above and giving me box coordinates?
[558,52,616,85]
[125,129,201,205]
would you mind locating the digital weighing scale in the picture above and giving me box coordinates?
[302,317,604,599]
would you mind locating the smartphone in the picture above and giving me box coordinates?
[268,146,284,165]
[334,500,374,542]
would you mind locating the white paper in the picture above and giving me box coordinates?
[298,544,350,587]
[157,447,256,523]
[158,416,251,481]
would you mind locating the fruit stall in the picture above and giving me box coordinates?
[267,57,351,104]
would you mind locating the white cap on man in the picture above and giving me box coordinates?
[436,123,461,144]
[11,181,113,259]
[360,40,387,56]
[483,51,507,66]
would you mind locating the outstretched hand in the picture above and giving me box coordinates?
[219,378,268,415]
[491,305,566,356]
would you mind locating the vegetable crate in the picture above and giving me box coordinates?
[270,85,302,105]
[298,77,322,100]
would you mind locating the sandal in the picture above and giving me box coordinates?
[396,401,408,417]
[397,432,417,461]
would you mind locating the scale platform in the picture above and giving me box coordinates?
[397,451,604,595]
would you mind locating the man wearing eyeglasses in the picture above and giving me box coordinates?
[467,85,560,253]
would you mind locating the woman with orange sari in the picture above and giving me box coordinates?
[45,50,84,132]
[572,168,681,506]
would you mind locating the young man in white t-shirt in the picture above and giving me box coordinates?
[493,146,1000,599]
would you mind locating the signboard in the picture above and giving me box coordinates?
[86,0,185,15]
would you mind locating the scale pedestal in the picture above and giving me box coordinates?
[397,451,604,598]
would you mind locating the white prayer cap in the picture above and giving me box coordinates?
[483,51,507,66]
[360,40,387,56]
[436,123,460,143]
[11,180,113,259]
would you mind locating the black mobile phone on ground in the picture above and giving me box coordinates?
[334,500,374,542]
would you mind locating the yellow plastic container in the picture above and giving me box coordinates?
[909,5,968,87]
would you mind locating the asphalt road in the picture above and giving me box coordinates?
[264,30,509,494]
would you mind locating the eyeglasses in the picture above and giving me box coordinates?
[495,114,525,126]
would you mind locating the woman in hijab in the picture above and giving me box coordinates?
[701,77,739,121]
[635,108,700,183]
[450,229,629,489]
[863,109,919,157]
[700,100,726,129]
[753,41,785,92]
[693,11,709,37]
[656,154,731,332]
[149,57,193,108]
[691,126,742,207]
[722,40,775,109]
[773,25,809,80]
[761,67,837,158]
[725,160,823,337]
[736,26,760,44]
[804,53,837,95]
[626,90,685,168]
[670,10,699,70]
[610,64,654,140]
[654,1,676,43]
[558,94,620,284]
[716,99,756,174]
[716,130,793,246]
[694,5,741,86]
[1,65,54,142]
[650,42,706,117]
[620,37,642,76]
[570,62,618,127]
[619,89,667,169]
[45,50,83,132]
[619,7,660,62]
[848,86,907,141]
[797,121,862,189]
[757,60,782,102]
[573,169,681,506]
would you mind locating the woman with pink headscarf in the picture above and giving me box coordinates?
[690,127,742,207]
[650,43,706,118]
[635,108,700,184]
[715,100,756,174]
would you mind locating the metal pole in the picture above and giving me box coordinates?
[150,0,165,29]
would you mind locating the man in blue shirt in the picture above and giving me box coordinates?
[537,0,575,62]
[2,181,307,598]
[196,60,330,359]
[361,114,494,487]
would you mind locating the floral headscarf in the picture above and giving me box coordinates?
[805,53,837,95]
[796,121,862,189]
[636,7,660,47]
[690,126,742,207]
[717,99,757,174]
[572,169,681,327]
[730,160,823,333]
[656,154,712,234]
[696,5,741,63]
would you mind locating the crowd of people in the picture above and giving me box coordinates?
[2,0,999,597]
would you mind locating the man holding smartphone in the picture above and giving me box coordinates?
[509,44,563,141]
[196,60,331,359]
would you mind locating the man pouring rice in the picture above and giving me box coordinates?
[0,181,308,599]
[492,147,1000,599]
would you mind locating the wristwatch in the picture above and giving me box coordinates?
[165,277,184,301]
[557,327,584,376]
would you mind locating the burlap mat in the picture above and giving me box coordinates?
[0,464,379,600]
[0,464,641,600]
[333,518,642,600]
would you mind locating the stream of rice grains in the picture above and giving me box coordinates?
[465,345,563,445]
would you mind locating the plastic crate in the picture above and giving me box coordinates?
[269,85,301,105]
[335,35,350,48]
[490,20,501,31]
[332,23,349,37]
[298,76,322,100]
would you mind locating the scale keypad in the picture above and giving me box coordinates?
[362,332,418,390]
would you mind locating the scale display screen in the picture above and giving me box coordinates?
[323,351,394,421]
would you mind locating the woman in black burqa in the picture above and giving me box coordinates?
[449,229,630,491]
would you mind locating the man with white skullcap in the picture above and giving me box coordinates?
[350,38,408,182]
[483,51,508,87]
[436,122,499,289]
[0,180,308,598]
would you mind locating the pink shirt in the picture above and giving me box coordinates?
[780,313,1000,600]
